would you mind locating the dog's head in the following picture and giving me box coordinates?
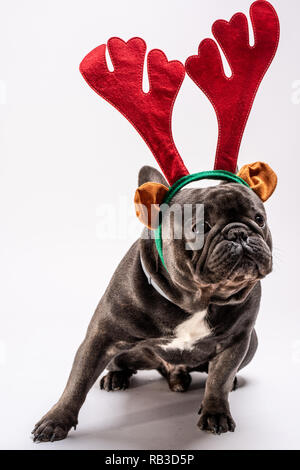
[136,166,273,304]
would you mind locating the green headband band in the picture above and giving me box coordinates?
[154,170,250,270]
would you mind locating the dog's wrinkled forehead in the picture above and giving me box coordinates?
[171,183,265,221]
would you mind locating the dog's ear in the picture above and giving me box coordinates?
[135,166,169,229]
[138,165,168,186]
[134,182,169,229]
[237,162,277,202]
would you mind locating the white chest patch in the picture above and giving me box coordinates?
[162,309,211,351]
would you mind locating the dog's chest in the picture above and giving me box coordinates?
[162,309,211,351]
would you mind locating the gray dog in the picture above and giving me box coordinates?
[32,164,272,442]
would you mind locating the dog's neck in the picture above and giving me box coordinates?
[140,236,210,312]
[139,236,258,313]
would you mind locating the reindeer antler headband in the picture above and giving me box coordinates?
[80,0,279,269]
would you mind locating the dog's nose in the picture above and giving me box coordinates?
[224,226,248,242]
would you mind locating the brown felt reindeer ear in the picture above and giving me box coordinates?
[134,182,169,229]
[237,162,277,202]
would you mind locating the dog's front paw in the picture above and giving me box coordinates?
[32,406,77,442]
[197,402,236,435]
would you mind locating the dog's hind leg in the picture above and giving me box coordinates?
[100,346,156,391]
[100,346,191,392]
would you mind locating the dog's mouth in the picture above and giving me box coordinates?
[196,225,272,285]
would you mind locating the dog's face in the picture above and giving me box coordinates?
[162,182,272,304]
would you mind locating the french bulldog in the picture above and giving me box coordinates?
[32,164,272,442]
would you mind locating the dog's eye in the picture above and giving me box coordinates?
[255,214,265,227]
[192,221,211,234]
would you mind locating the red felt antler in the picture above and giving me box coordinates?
[80,37,188,186]
[185,0,279,173]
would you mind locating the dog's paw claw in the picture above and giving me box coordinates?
[100,370,131,392]
[32,409,77,442]
[32,422,68,442]
[198,408,236,435]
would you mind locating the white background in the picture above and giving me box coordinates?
[0,0,299,450]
